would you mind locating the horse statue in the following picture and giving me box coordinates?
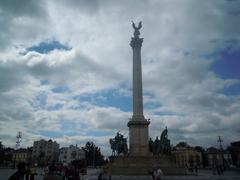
[110,132,128,156]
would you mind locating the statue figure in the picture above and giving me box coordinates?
[154,136,161,154]
[110,132,128,156]
[160,127,168,142]
[160,127,171,154]
[149,138,154,153]
[149,127,171,155]
[109,138,117,156]
[132,21,142,37]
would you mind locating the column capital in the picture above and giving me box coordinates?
[130,37,143,48]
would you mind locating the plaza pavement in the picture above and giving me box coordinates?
[1,168,240,180]
[81,168,240,180]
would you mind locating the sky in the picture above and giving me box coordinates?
[0,0,239,156]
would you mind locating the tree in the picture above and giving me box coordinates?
[0,141,3,150]
[175,142,190,148]
[82,142,104,167]
[1,147,14,166]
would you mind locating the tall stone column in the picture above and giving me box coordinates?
[128,22,150,156]
[131,37,144,119]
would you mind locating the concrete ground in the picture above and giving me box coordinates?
[1,168,239,180]
[82,168,240,180]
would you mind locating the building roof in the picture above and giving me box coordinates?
[207,147,230,154]
[231,141,240,147]
[13,148,30,153]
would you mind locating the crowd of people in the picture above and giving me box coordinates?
[212,161,224,175]
[8,162,166,180]
[8,162,86,180]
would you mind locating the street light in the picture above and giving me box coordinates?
[93,147,95,168]
[217,136,224,169]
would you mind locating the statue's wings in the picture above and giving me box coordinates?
[138,21,142,30]
[132,21,136,29]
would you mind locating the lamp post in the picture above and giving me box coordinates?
[92,147,95,168]
[217,136,224,169]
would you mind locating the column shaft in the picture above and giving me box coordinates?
[132,46,143,117]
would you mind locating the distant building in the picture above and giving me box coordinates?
[12,148,31,164]
[172,147,202,168]
[230,141,240,167]
[32,139,59,165]
[59,145,85,164]
[206,147,232,167]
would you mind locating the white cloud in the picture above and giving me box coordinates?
[0,0,240,155]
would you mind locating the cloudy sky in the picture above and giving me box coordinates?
[0,0,239,155]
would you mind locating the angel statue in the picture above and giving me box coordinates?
[132,21,142,37]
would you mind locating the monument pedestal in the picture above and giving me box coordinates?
[128,119,150,156]
[109,155,186,175]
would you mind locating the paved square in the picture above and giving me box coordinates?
[1,168,239,180]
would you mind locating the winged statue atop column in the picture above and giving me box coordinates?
[132,21,142,37]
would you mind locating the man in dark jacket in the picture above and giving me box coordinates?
[8,162,26,180]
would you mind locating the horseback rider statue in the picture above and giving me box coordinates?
[109,132,128,156]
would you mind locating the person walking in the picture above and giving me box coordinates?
[194,164,198,175]
[25,165,30,180]
[8,162,26,180]
[43,165,63,180]
[30,165,37,180]
[153,167,163,180]
[66,164,80,180]
[98,166,111,180]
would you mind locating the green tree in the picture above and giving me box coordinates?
[0,141,3,150]
[82,142,104,167]
[175,142,190,148]
[1,147,14,166]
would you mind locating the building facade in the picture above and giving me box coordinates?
[32,139,59,165]
[230,141,240,167]
[172,147,202,168]
[207,147,232,167]
[59,145,85,164]
[12,149,31,164]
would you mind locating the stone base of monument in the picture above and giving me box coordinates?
[109,155,186,176]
